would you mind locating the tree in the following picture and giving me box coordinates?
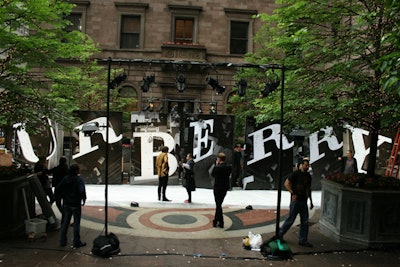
[378,0,400,94]
[233,0,400,176]
[0,0,106,131]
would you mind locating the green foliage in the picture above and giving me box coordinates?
[228,68,275,138]
[241,0,400,134]
[378,0,400,95]
[229,0,400,175]
[0,0,101,131]
[326,172,400,190]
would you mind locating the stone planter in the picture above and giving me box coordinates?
[319,179,400,247]
[0,175,36,238]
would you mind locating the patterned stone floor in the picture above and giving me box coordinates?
[79,205,301,239]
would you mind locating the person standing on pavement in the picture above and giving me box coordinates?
[182,153,196,203]
[232,144,244,187]
[52,156,69,214]
[278,158,314,247]
[34,156,55,205]
[211,152,232,228]
[156,146,170,201]
[339,149,358,174]
[57,164,87,248]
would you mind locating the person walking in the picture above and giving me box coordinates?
[278,158,314,247]
[339,149,358,174]
[182,153,196,203]
[211,152,232,228]
[156,146,170,201]
[56,164,87,248]
[52,157,69,214]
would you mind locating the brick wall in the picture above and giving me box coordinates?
[72,0,277,114]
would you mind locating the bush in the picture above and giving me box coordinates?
[325,172,400,190]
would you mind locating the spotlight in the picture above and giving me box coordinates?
[236,78,247,97]
[209,102,217,114]
[142,101,154,112]
[261,84,275,97]
[175,74,186,92]
[215,84,225,95]
[82,122,100,136]
[261,72,280,97]
[109,73,127,89]
[206,76,218,89]
[206,76,225,95]
[141,74,155,92]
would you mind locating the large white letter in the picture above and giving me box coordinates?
[190,119,215,162]
[309,126,343,164]
[247,124,293,165]
[132,132,177,181]
[73,117,122,159]
[13,123,39,163]
[345,125,392,173]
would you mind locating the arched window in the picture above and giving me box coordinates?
[119,85,138,111]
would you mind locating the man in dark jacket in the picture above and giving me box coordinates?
[56,164,87,248]
[211,152,232,228]
[34,156,55,205]
[52,157,69,214]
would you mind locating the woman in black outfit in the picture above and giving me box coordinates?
[182,153,196,203]
[211,152,232,228]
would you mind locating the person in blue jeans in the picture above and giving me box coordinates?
[279,158,314,247]
[56,164,87,248]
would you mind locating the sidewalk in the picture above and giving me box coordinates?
[0,185,399,266]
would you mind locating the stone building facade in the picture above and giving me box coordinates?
[68,0,276,115]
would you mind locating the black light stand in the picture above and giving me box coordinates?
[265,66,292,260]
[275,67,285,240]
[104,57,111,235]
[91,57,123,258]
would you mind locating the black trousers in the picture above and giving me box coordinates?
[158,175,169,199]
[213,191,227,224]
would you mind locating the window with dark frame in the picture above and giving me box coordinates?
[66,13,82,32]
[174,18,194,44]
[230,21,249,54]
[120,15,141,49]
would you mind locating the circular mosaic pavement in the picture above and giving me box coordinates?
[78,205,314,239]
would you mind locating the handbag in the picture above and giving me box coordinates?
[91,232,120,257]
